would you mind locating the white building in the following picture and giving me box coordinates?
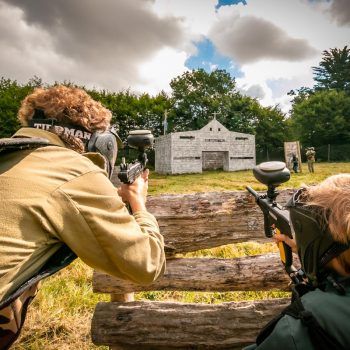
[155,119,256,174]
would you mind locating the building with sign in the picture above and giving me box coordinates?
[154,118,255,174]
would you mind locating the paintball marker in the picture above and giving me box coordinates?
[118,130,154,184]
[246,161,304,285]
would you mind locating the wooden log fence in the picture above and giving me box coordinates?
[91,189,296,349]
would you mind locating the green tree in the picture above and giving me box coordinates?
[313,46,350,93]
[88,89,171,140]
[170,68,287,151]
[169,69,237,131]
[135,91,172,137]
[0,77,42,138]
[290,89,350,146]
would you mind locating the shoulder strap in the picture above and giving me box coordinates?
[0,137,51,155]
[0,245,77,310]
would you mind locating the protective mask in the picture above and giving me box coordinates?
[286,188,349,285]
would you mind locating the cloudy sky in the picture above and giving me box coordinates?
[0,0,349,112]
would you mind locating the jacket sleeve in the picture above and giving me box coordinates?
[49,169,166,285]
[247,316,308,350]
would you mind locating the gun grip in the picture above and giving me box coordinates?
[275,229,293,266]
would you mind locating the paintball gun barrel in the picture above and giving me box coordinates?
[247,161,303,284]
[117,130,154,184]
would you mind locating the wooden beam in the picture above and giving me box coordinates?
[93,253,298,293]
[91,298,290,349]
[146,190,294,253]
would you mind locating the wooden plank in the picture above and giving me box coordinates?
[146,190,294,253]
[91,298,290,349]
[93,253,298,293]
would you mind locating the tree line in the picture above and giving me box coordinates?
[0,46,349,156]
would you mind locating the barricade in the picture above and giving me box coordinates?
[91,190,294,349]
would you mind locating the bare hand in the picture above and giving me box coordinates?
[273,233,297,254]
[118,169,149,212]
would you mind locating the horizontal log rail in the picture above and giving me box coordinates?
[93,253,298,293]
[146,190,294,253]
[91,188,297,349]
[91,298,290,349]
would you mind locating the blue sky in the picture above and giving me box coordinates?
[216,0,247,9]
[185,38,243,78]
[0,0,349,112]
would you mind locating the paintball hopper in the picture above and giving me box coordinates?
[253,161,291,201]
[127,130,154,151]
[253,161,290,187]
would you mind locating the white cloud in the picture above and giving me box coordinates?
[236,59,316,112]
[0,0,349,112]
[229,0,350,52]
[211,0,350,112]
[328,0,350,26]
[152,0,217,38]
[135,47,189,94]
[0,0,188,93]
[209,11,317,64]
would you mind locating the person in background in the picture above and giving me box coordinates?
[291,153,299,173]
[306,147,316,173]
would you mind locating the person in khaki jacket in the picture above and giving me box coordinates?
[0,86,166,349]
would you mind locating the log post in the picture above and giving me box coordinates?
[109,293,135,350]
[145,190,294,253]
[110,293,135,303]
[92,299,290,349]
[94,253,299,294]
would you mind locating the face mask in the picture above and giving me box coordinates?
[286,188,349,285]
[28,109,123,179]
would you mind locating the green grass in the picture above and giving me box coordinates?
[148,162,350,195]
[14,162,350,349]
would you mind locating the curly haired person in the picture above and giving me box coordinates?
[0,86,165,349]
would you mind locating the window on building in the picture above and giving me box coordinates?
[218,128,221,131]
[235,137,248,140]
[210,127,212,131]
[230,156,254,159]
[204,139,225,142]
[173,156,201,160]
[179,136,195,139]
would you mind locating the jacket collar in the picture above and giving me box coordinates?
[13,128,66,148]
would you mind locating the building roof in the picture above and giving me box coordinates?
[200,118,229,133]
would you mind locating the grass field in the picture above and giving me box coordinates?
[14,163,350,349]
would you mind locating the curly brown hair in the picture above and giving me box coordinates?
[18,85,112,152]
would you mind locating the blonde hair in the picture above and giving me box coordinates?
[306,174,350,273]
[18,85,112,152]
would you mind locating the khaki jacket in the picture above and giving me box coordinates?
[0,127,165,302]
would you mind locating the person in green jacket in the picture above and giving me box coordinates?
[245,174,350,350]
